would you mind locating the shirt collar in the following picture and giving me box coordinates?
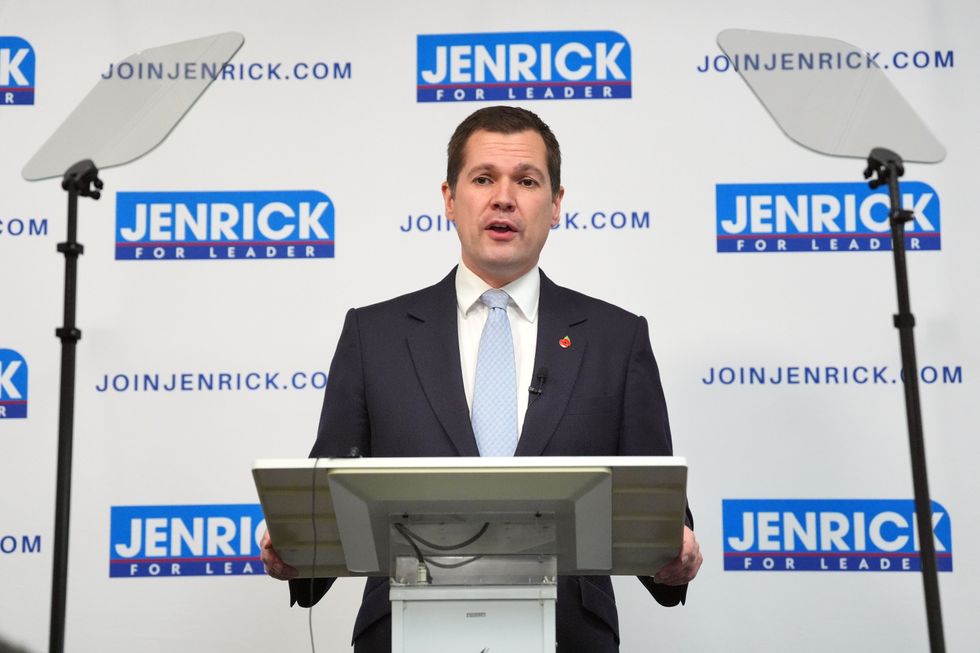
[455,262,540,322]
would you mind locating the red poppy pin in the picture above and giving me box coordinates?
[559,335,571,349]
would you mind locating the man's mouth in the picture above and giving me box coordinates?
[486,222,517,233]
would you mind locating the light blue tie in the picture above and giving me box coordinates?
[471,289,518,457]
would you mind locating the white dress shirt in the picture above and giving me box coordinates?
[455,262,539,438]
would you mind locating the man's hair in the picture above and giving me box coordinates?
[446,106,561,198]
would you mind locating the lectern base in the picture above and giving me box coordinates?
[390,584,557,653]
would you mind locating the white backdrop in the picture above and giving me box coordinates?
[1,1,978,651]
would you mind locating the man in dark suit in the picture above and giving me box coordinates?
[262,106,702,651]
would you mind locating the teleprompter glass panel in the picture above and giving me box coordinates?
[717,29,945,163]
[23,32,243,181]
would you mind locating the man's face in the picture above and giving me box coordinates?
[442,129,564,287]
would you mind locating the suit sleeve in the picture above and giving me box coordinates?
[622,316,693,607]
[311,308,372,458]
[288,308,371,607]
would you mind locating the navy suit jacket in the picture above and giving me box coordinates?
[289,268,689,652]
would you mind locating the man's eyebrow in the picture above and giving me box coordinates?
[465,163,498,175]
[512,162,545,177]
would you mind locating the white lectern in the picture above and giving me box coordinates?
[253,456,687,653]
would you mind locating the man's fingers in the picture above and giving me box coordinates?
[262,552,299,580]
[653,526,703,585]
[653,559,686,585]
[260,530,299,580]
[263,555,299,580]
[654,556,699,585]
[262,550,297,579]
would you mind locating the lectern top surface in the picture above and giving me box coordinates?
[254,455,686,470]
[253,456,688,578]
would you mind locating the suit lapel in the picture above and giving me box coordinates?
[516,271,587,456]
[405,269,480,457]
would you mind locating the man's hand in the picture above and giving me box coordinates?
[261,530,299,581]
[653,526,702,586]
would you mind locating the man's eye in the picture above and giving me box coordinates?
[519,178,538,187]
[473,176,491,185]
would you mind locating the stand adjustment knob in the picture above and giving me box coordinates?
[55,327,82,343]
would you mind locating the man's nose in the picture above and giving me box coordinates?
[490,182,516,211]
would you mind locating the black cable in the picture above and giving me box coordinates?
[393,523,433,584]
[393,523,426,563]
[308,458,319,653]
[393,522,491,578]
[427,555,484,569]
[395,522,490,551]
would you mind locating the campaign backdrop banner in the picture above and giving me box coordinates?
[0,1,977,652]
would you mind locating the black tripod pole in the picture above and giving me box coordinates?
[864,148,945,653]
[49,160,102,653]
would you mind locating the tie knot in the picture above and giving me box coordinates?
[480,289,510,311]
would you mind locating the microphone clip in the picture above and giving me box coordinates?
[528,368,549,396]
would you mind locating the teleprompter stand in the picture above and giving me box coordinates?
[716,29,948,652]
[864,148,944,652]
[253,456,688,653]
[21,33,244,653]
[49,160,103,653]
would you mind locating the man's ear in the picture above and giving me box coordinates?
[442,181,455,221]
[551,185,565,226]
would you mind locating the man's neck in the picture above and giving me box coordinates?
[460,260,536,289]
